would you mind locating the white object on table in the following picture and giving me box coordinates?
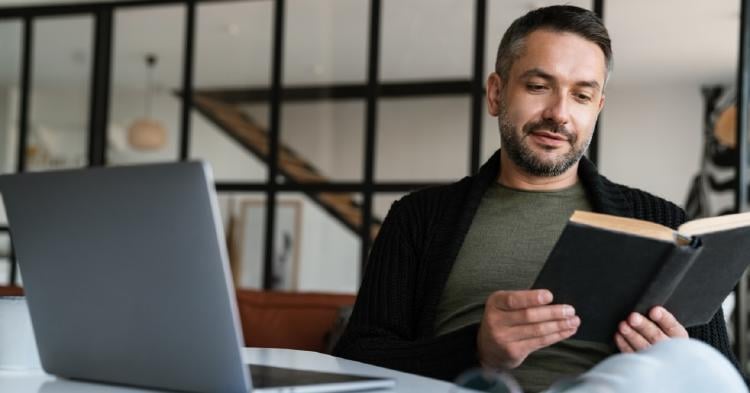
[0,297,41,371]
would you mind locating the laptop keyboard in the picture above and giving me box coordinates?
[249,364,384,388]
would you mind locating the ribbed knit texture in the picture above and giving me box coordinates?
[333,151,746,384]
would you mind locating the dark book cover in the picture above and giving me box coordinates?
[531,222,701,344]
[661,226,750,326]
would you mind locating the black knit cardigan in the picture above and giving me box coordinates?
[334,150,743,382]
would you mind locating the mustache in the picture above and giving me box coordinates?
[523,119,574,141]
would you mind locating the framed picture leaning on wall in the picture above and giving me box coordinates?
[235,199,302,291]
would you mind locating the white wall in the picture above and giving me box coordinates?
[0,87,17,229]
[599,83,704,205]
[229,193,359,294]
[0,88,10,174]
[240,101,365,181]
[376,97,471,181]
[296,194,359,293]
[0,87,12,283]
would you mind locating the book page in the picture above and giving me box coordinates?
[570,211,675,242]
[679,211,750,236]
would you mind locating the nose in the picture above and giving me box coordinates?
[541,92,570,126]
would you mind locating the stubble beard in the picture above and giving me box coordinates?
[498,105,592,177]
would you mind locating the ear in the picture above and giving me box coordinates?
[597,94,606,114]
[486,73,504,117]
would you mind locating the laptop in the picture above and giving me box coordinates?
[0,162,394,393]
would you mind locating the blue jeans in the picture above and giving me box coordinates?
[545,338,747,393]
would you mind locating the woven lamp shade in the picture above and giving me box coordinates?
[127,118,167,150]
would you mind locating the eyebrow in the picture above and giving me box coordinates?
[520,67,601,91]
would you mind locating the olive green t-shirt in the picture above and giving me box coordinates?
[433,181,614,393]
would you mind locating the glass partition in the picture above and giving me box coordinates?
[0,21,21,175]
[191,0,272,182]
[276,192,361,294]
[380,0,472,81]
[376,96,470,181]
[284,0,368,85]
[108,5,185,165]
[28,15,93,171]
[220,192,266,289]
[280,100,365,183]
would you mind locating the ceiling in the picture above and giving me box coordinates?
[0,0,741,90]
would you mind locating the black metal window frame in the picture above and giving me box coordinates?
[0,0,647,291]
[735,0,750,371]
[0,0,496,286]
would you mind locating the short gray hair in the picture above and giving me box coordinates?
[495,5,612,85]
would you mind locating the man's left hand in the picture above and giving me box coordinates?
[614,306,688,352]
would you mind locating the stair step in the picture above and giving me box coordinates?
[192,92,379,240]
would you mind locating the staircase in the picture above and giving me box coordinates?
[191,93,381,240]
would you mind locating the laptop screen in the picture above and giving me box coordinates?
[0,162,250,392]
[1,162,394,393]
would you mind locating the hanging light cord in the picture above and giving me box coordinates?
[145,54,157,119]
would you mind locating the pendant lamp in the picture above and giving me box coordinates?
[127,54,167,150]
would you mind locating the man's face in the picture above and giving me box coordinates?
[488,29,607,177]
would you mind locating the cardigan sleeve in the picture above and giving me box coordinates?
[332,199,481,381]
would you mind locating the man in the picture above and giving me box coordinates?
[334,5,744,392]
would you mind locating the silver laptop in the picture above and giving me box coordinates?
[0,162,393,393]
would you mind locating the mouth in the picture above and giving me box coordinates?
[529,130,568,141]
[527,130,570,148]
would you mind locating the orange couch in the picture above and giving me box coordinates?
[0,286,23,297]
[235,289,355,353]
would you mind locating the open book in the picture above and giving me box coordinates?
[531,210,750,344]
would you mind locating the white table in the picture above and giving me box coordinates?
[0,347,456,392]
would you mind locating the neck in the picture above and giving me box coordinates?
[497,150,580,191]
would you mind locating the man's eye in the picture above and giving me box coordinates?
[527,84,547,92]
[576,93,592,102]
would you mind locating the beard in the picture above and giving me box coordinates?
[498,106,593,177]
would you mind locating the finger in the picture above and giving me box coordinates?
[649,307,688,338]
[504,304,576,325]
[628,312,667,344]
[615,333,635,353]
[516,327,578,354]
[618,320,651,351]
[492,289,553,311]
[504,316,581,341]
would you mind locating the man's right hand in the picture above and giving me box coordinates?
[477,289,580,370]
